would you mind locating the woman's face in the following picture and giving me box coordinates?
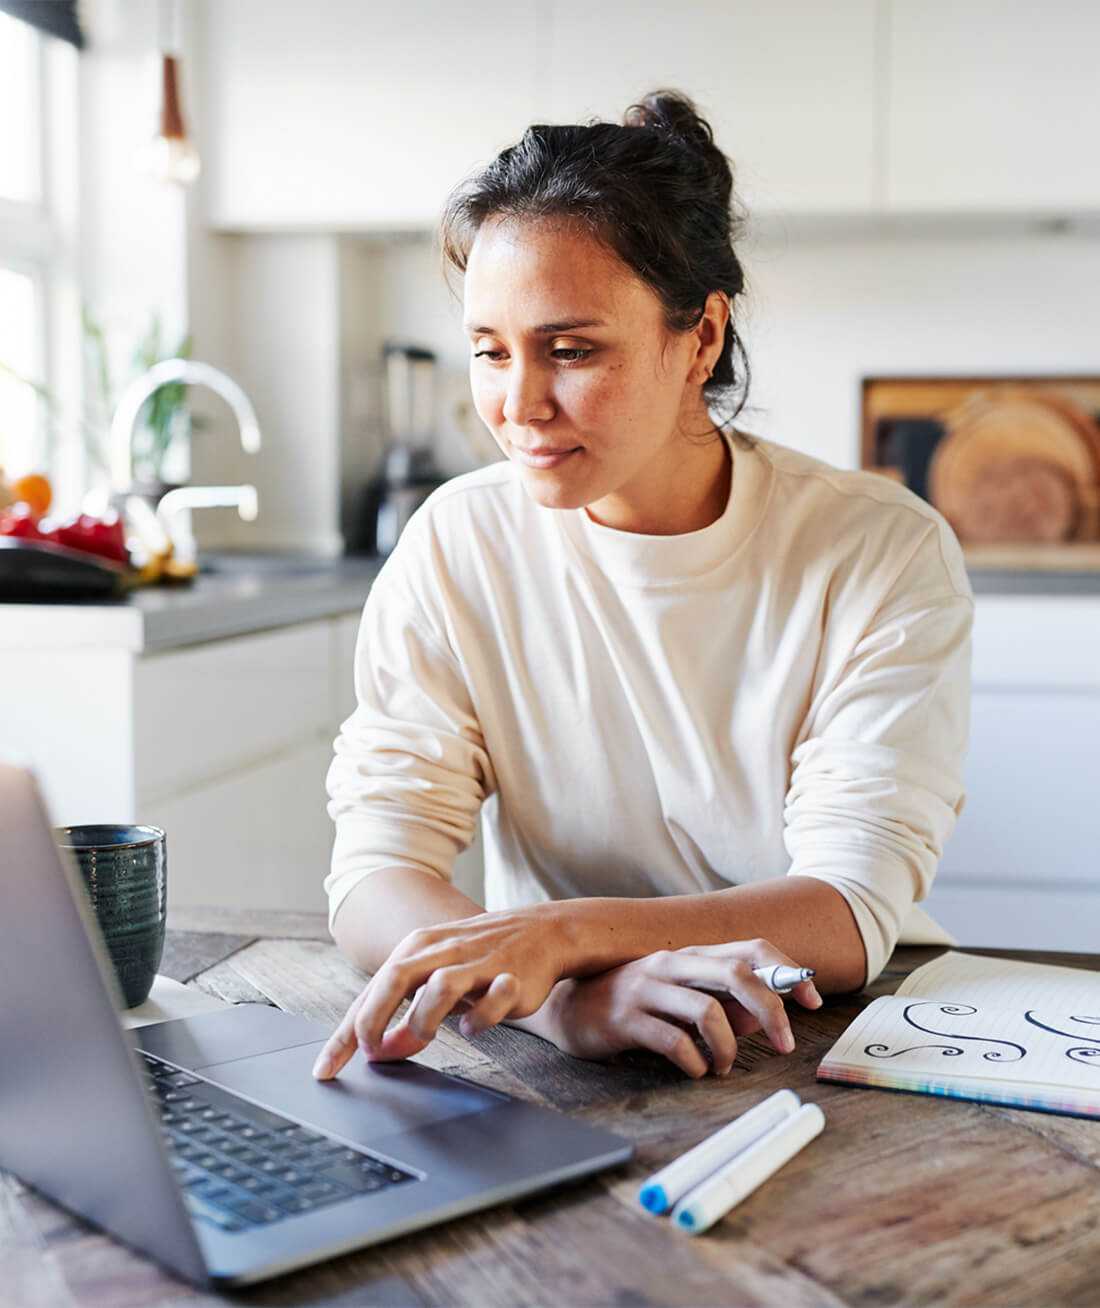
[463,216,721,532]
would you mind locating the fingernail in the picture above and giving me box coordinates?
[312,1054,332,1079]
[781,1031,795,1053]
[459,1016,476,1038]
[810,986,824,1007]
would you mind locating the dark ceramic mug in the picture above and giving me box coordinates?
[55,824,167,1009]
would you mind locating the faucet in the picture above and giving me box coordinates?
[155,483,259,569]
[109,358,261,493]
[107,359,261,565]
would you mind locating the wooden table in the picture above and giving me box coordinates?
[4,909,1099,1307]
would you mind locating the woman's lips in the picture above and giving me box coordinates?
[513,445,580,469]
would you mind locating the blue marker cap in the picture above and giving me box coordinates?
[638,1183,668,1214]
[676,1209,697,1231]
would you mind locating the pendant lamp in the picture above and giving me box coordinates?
[138,0,200,186]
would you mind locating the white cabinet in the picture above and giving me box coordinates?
[134,622,339,914]
[0,606,486,917]
[141,740,339,912]
[199,0,876,227]
[925,595,1100,950]
[134,623,332,803]
[547,0,878,215]
[200,0,541,229]
[886,0,1100,212]
[196,0,1100,229]
[0,616,353,916]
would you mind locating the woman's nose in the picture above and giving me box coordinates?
[502,363,555,427]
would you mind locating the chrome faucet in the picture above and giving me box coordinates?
[109,358,262,491]
[107,359,261,562]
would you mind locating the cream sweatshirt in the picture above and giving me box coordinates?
[325,431,973,987]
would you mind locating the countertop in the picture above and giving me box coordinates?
[4,911,1099,1305]
[967,566,1100,595]
[0,553,386,653]
[2,550,1099,655]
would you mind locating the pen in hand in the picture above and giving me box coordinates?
[753,965,815,996]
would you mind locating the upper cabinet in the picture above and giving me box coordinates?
[199,0,540,229]
[886,0,1100,213]
[197,0,1100,230]
[546,0,878,216]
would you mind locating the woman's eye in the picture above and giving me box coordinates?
[552,347,592,362]
[473,349,506,361]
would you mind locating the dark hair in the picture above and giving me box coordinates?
[440,89,754,448]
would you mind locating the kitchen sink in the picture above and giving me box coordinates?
[198,553,338,577]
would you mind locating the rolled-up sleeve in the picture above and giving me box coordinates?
[783,522,974,988]
[324,574,495,936]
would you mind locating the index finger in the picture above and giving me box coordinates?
[354,952,441,1054]
[312,985,373,1080]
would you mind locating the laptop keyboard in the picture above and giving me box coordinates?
[138,1051,417,1234]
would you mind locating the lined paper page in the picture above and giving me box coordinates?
[822,995,1100,1094]
[897,950,1100,1012]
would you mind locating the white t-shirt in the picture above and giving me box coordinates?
[325,430,973,986]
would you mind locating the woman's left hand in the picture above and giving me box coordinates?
[543,939,824,1078]
[312,906,573,1078]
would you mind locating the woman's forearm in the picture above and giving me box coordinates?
[330,867,867,1008]
[330,867,485,975]
[555,877,868,993]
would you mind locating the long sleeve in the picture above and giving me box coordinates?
[324,571,496,935]
[783,522,974,987]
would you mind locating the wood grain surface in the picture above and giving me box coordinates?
[3,915,1098,1308]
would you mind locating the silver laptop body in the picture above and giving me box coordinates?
[0,763,633,1287]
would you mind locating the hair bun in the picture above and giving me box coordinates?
[623,89,715,152]
[623,89,732,210]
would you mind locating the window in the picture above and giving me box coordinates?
[0,266,41,477]
[0,10,40,204]
[0,10,78,503]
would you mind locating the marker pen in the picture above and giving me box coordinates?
[672,1102,826,1235]
[637,1088,801,1215]
[753,965,816,995]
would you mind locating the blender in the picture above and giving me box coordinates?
[362,342,448,556]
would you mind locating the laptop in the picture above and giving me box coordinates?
[0,762,633,1288]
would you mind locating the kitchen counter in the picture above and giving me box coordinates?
[2,549,1100,656]
[967,567,1100,595]
[0,552,386,653]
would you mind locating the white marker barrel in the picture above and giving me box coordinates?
[672,1102,825,1235]
[637,1088,801,1215]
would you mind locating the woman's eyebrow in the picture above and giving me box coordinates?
[463,318,606,335]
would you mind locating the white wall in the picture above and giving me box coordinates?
[187,233,344,554]
[266,222,1100,484]
[185,220,1100,554]
[740,222,1100,466]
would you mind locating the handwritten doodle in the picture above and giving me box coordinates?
[864,1003,1027,1062]
[1023,1012,1100,1070]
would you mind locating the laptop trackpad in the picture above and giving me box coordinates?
[197,1042,505,1146]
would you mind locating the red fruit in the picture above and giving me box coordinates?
[50,513,130,566]
[0,503,46,541]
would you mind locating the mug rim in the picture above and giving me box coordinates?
[55,824,166,851]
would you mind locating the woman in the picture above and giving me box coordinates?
[313,91,972,1083]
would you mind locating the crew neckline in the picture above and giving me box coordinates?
[556,428,772,588]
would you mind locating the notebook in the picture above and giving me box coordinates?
[817,950,1100,1119]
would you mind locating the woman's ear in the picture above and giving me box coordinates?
[687,291,730,384]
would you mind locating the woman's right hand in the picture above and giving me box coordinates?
[532,939,823,1078]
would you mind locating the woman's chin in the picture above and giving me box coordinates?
[517,473,591,511]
